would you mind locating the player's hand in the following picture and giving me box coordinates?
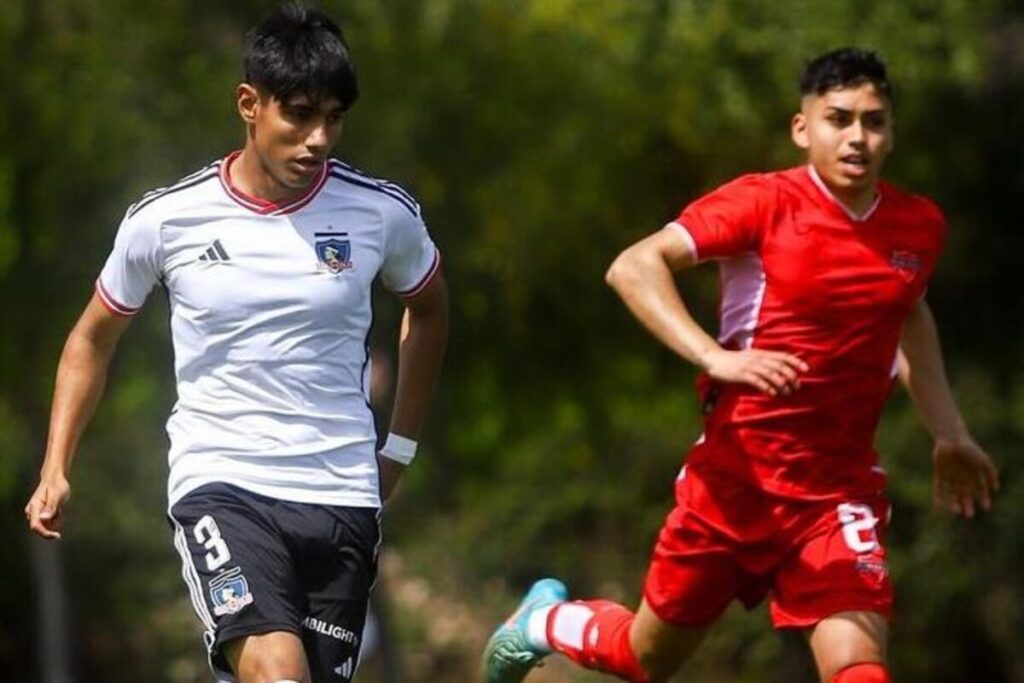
[932,436,999,519]
[701,347,809,396]
[25,475,71,539]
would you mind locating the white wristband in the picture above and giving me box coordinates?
[379,432,417,465]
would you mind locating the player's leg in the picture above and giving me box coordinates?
[770,496,894,683]
[483,567,727,683]
[168,483,307,682]
[297,504,380,683]
[630,598,709,681]
[806,610,888,682]
[483,582,708,683]
[224,631,311,683]
[483,464,755,682]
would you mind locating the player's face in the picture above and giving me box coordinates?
[238,85,346,194]
[791,82,894,207]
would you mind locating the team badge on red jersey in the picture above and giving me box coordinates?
[316,238,353,273]
[889,250,922,283]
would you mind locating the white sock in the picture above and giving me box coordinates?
[526,604,557,652]
[546,602,594,651]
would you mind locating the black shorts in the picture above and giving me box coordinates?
[167,483,380,682]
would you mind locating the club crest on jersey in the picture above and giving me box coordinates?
[209,567,254,616]
[316,238,353,273]
[889,250,921,283]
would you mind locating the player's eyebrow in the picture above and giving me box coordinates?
[826,104,888,112]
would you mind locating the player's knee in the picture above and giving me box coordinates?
[828,661,890,683]
[629,613,704,683]
[249,673,307,683]
[235,674,306,683]
[242,655,308,683]
[638,661,677,683]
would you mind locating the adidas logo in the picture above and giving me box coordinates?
[198,239,231,262]
[334,656,354,679]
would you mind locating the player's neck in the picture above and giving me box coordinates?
[230,148,306,204]
[833,186,877,218]
[807,164,879,220]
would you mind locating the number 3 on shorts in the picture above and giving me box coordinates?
[194,515,232,571]
[836,502,879,554]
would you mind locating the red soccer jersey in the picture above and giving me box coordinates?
[672,165,946,500]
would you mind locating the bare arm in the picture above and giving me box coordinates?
[25,293,133,538]
[378,272,449,501]
[898,298,998,518]
[605,226,807,395]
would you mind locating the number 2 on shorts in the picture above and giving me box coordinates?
[193,514,232,571]
[837,502,879,554]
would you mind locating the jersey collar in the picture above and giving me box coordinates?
[218,150,328,215]
[806,164,881,222]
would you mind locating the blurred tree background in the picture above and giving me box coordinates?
[1,0,1022,681]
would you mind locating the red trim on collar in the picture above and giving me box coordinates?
[218,150,328,215]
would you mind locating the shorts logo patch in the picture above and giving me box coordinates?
[334,657,355,679]
[855,557,890,585]
[316,238,353,273]
[209,567,254,616]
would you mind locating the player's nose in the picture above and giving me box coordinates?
[848,119,867,144]
[306,123,330,151]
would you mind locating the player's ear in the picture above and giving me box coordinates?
[791,111,809,150]
[237,83,260,125]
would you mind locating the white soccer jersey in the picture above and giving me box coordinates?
[96,152,440,509]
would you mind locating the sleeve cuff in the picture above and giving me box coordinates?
[666,221,700,261]
[393,249,442,298]
[95,279,140,317]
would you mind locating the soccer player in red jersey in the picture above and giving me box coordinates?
[484,47,999,683]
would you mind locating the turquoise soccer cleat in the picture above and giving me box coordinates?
[483,578,568,683]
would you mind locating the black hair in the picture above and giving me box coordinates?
[799,48,893,105]
[243,2,358,109]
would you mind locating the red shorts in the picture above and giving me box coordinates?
[643,458,893,629]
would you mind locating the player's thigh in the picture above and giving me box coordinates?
[299,505,380,682]
[770,497,892,681]
[630,598,709,682]
[640,499,757,678]
[770,497,893,629]
[168,484,304,679]
[644,465,769,629]
[805,610,887,682]
[224,630,310,683]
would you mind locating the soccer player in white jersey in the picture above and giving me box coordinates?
[24,4,448,682]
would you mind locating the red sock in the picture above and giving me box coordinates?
[830,662,891,683]
[545,600,649,683]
